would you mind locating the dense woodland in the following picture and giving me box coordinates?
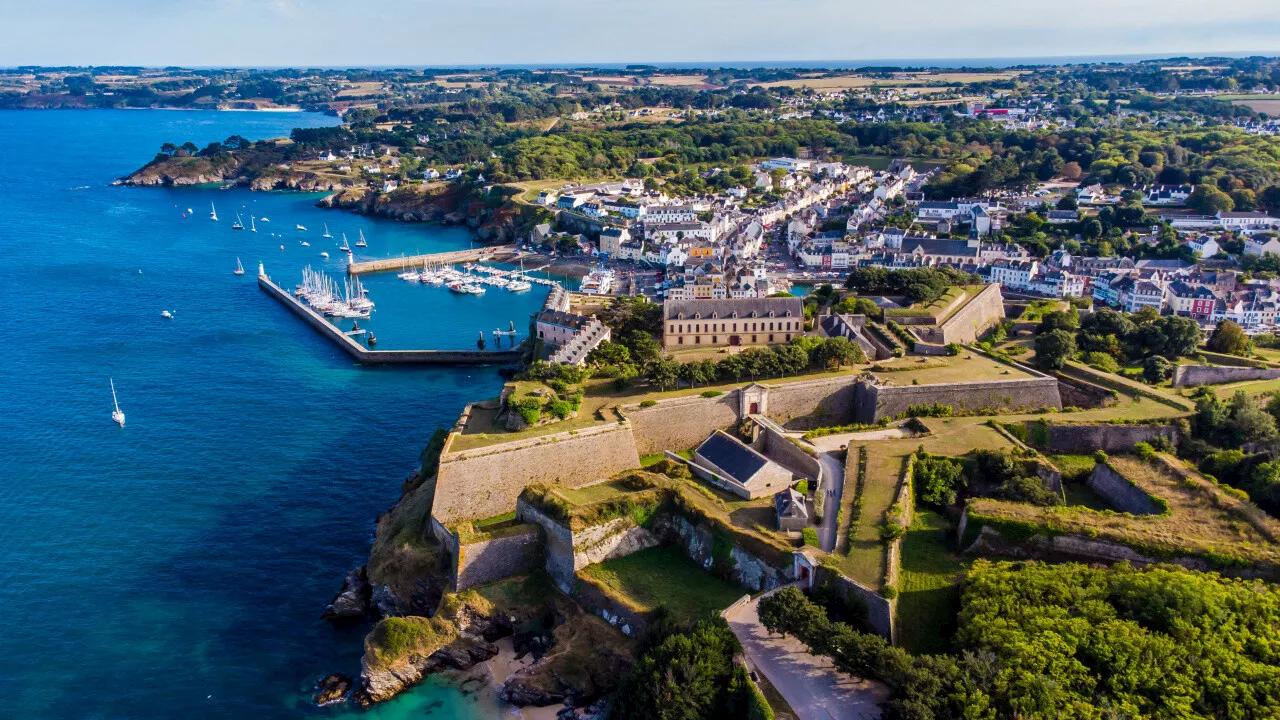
[757,561,1280,720]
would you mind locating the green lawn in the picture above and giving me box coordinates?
[897,510,968,655]
[578,546,746,626]
[829,421,1012,589]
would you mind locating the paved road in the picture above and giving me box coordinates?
[727,595,889,720]
[816,451,844,552]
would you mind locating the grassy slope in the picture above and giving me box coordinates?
[579,545,745,626]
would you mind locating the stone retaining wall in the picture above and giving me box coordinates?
[516,497,661,593]
[454,524,542,591]
[812,565,894,640]
[1087,462,1163,515]
[660,514,790,592]
[1174,365,1280,387]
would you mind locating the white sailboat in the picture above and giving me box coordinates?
[210,203,218,221]
[355,229,367,247]
[322,224,332,239]
[232,213,244,230]
[110,378,126,427]
[250,216,257,232]
[339,234,351,253]
[297,224,308,231]
[234,257,245,276]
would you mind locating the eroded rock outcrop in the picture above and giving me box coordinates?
[321,566,371,622]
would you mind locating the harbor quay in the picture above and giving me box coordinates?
[346,245,518,276]
[257,270,523,365]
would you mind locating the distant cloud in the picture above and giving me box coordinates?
[0,0,1277,66]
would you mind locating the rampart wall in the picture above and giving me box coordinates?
[853,376,1062,423]
[516,497,659,593]
[433,423,641,524]
[1032,422,1179,454]
[626,392,741,455]
[912,284,1005,345]
[1174,365,1280,387]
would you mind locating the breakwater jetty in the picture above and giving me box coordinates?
[257,271,523,365]
[346,245,518,276]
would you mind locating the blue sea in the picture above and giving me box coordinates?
[0,110,534,719]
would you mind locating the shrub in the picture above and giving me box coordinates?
[639,399,658,407]
[802,527,819,546]
[914,452,966,507]
[880,585,898,600]
[547,399,574,420]
[945,342,963,356]
[1083,351,1120,373]
[1135,441,1156,461]
[1143,355,1174,384]
[701,390,724,398]
[795,479,810,495]
[906,402,954,418]
[513,396,543,425]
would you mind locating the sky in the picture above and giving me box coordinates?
[3,0,1280,67]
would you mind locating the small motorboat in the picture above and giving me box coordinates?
[260,217,270,223]
[186,208,193,214]
[162,310,174,319]
[320,251,329,258]
[297,224,308,231]
[300,241,310,247]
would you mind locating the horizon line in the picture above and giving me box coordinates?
[5,49,1280,72]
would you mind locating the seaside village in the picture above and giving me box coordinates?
[522,154,1280,371]
[338,151,1280,711]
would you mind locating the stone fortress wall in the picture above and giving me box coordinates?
[1174,365,1280,387]
[853,376,1062,424]
[431,422,641,525]
[912,283,1006,346]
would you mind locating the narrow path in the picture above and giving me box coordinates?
[726,595,888,720]
[817,451,844,552]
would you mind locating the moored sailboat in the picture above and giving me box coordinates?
[355,229,367,247]
[322,224,332,239]
[234,257,245,276]
[210,202,218,221]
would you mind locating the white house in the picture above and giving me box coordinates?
[1219,212,1277,231]
[1244,236,1280,256]
[1184,235,1221,258]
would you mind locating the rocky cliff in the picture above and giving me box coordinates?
[116,151,358,192]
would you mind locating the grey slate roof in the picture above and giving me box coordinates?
[664,296,803,321]
[697,431,767,484]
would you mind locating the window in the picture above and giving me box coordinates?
[769,334,774,342]
[695,336,701,344]
[678,337,683,345]
[712,336,718,344]
[752,335,757,343]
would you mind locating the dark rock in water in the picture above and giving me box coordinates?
[313,673,352,706]
[321,567,371,622]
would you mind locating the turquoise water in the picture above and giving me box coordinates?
[0,110,518,718]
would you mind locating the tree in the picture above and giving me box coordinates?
[1143,355,1174,384]
[913,452,966,507]
[1060,161,1082,180]
[1208,320,1252,356]
[1034,329,1076,371]
[587,340,631,366]
[1056,193,1078,210]
[645,357,680,390]
[613,619,742,720]
[1138,316,1202,360]
[1037,310,1078,335]
[1188,183,1235,214]
[1080,216,1103,239]
[1228,390,1278,445]
[625,330,662,368]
